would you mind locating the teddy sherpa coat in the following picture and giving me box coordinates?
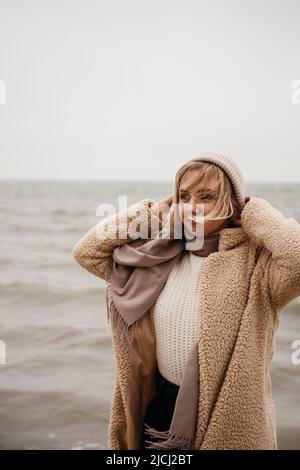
[72,196,300,450]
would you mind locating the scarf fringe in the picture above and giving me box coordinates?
[106,284,143,356]
[144,423,194,450]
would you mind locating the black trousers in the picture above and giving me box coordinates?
[140,368,180,450]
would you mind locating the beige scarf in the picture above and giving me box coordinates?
[105,224,224,449]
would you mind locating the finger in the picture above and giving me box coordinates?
[166,194,174,206]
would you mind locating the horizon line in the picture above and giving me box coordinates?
[0,178,299,185]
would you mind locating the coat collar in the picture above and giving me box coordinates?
[218,226,249,251]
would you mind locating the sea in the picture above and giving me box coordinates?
[0,180,299,449]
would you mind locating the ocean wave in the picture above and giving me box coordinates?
[0,281,107,299]
[0,387,111,418]
[2,323,111,343]
[0,207,91,218]
[0,281,106,292]
[7,224,86,235]
[51,208,90,217]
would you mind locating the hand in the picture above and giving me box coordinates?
[151,194,174,220]
[235,196,252,226]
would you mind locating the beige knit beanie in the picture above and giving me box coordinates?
[191,152,246,209]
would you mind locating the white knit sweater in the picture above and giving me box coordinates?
[153,251,206,386]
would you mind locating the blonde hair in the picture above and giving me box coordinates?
[166,159,241,236]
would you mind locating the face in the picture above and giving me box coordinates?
[178,169,229,237]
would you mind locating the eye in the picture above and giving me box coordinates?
[180,192,217,201]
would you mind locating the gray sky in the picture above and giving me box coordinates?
[0,0,300,182]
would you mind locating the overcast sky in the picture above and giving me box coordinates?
[0,0,300,182]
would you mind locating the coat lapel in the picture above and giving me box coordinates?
[195,227,251,447]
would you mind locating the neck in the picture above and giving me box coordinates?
[185,219,231,256]
[185,230,219,257]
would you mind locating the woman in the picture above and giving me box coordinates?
[72,153,300,450]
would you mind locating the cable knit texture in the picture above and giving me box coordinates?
[154,252,205,385]
[73,196,300,450]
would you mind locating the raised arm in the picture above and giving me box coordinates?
[72,198,161,282]
[241,196,300,311]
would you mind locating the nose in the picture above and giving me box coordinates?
[190,196,198,216]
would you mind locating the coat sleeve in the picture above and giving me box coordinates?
[240,196,300,311]
[72,198,161,281]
